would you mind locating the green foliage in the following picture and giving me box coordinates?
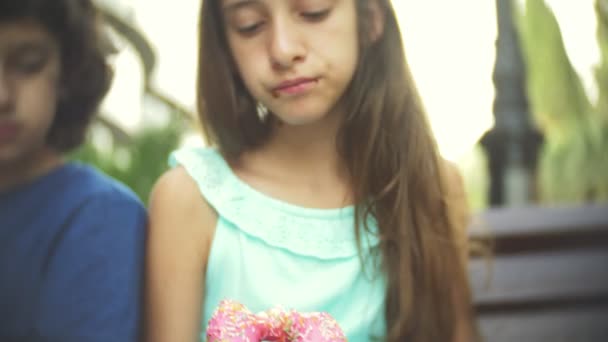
[594,0,608,200]
[595,0,608,119]
[458,145,490,212]
[515,0,608,203]
[71,118,184,204]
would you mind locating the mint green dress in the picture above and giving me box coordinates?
[170,147,386,341]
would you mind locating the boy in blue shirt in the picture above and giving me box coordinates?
[0,1,146,340]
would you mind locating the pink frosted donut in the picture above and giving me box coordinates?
[206,299,347,342]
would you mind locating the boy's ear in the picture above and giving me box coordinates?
[367,0,385,43]
[57,84,69,101]
[56,76,73,103]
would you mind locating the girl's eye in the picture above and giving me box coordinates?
[301,9,331,22]
[237,21,264,35]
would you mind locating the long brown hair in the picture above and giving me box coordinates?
[197,1,475,341]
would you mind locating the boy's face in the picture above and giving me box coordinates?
[0,20,61,166]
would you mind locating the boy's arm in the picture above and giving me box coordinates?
[34,191,147,342]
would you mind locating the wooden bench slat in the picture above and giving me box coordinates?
[470,248,608,308]
[470,204,608,239]
[477,306,608,342]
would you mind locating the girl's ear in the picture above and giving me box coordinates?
[367,0,385,43]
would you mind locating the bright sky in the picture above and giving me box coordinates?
[100,0,600,162]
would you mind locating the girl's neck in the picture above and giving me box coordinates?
[265,108,347,181]
[0,146,64,193]
[234,109,354,209]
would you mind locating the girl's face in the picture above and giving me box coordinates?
[0,20,60,166]
[222,0,359,126]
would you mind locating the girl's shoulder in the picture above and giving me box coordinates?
[168,146,233,198]
[148,163,217,258]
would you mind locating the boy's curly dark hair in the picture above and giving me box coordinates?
[1,0,113,152]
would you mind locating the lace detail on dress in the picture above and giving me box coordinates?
[169,147,379,259]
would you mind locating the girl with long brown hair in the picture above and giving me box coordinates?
[145,0,476,341]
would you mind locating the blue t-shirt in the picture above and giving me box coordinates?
[0,162,147,341]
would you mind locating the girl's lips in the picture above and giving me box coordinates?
[273,78,318,96]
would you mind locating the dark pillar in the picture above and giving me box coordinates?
[481,0,543,206]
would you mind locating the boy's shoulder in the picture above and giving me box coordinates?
[34,162,147,226]
[48,162,147,245]
[67,162,143,207]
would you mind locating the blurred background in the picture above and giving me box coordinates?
[75,0,607,211]
[74,1,607,340]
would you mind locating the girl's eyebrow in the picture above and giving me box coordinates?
[223,0,260,14]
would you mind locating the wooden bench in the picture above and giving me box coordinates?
[469,204,608,341]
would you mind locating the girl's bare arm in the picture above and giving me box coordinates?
[144,167,217,342]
